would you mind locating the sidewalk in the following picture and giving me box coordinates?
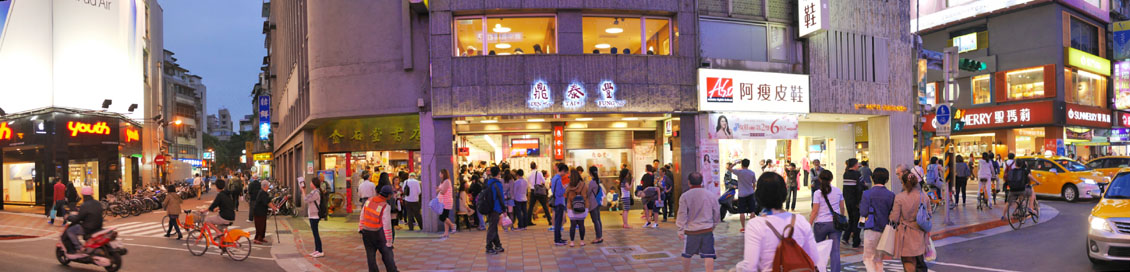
[280,194,1017,272]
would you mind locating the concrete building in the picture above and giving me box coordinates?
[915,0,1114,160]
[163,50,207,160]
[239,114,254,133]
[209,108,234,141]
[206,114,219,134]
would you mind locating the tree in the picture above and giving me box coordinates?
[203,133,252,175]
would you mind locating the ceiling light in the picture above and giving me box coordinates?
[575,118,593,121]
[605,27,623,34]
[495,43,511,49]
[595,44,611,49]
[528,119,545,122]
[481,120,498,123]
[498,53,511,55]
[454,120,469,125]
[622,117,639,121]
[492,24,511,33]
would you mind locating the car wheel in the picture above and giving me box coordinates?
[1062,184,1078,202]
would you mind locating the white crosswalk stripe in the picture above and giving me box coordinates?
[106,221,272,238]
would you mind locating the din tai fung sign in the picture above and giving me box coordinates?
[528,79,628,110]
[315,115,421,153]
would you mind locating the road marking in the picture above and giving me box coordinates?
[106,222,146,228]
[123,242,275,261]
[930,261,1021,272]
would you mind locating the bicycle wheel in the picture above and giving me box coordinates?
[226,235,252,261]
[1029,199,1040,224]
[1006,202,1023,230]
[161,214,170,231]
[185,230,209,256]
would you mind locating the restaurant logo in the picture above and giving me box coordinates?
[552,126,565,160]
[68,121,111,136]
[1068,108,1111,123]
[596,80,626,108]
[527,80,554,110]
[124,128,139,142]
[0,122,11,140]
[705,77,734,102]
[563,81,586,109]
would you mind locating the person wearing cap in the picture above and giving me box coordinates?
[360,185,397,272]
[252,180,275,244]
[63,186,103,258]
[402,172,422,231]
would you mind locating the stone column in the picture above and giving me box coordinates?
[420,113,453,233]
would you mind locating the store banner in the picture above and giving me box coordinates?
[922,101,1054,132]
[1115,61,1130,110]
[1066,127,1093,140]
[1066,47,1110,76]
[698,140,721,194]
[698,69,810,114]
[313,115,421,153]
[707,113,799,140]
[1065,103,1112,128]
[1112,128,1129,142]
[1119,111,1130,128]
[1115,21,1130,60]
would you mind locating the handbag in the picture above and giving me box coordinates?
[500,213,513,228]
[876,224,897,256]
[924,237,937,261]
[820,191,848,231]
[814,240,834,272]
[428,197,443,215]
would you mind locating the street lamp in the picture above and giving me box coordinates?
[174,119,183,126]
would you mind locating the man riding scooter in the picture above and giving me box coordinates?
[64,186,104,259]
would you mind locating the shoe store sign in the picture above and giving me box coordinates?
[698,68,810,114]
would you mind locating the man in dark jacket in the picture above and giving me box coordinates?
[63,187,103,258]
[247,177,262,222]
[252,181,273,244]
[206,179,236,227]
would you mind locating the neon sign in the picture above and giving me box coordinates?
[527,80,554,110]
[553,125,565,160]
[563,81,586,109]
[67,121,111,137]
[596,80,625,108]
[0,122,11,140]
[124,128,139,142]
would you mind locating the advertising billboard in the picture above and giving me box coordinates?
[698,68,810,114]
[0,0,147,118]
[1116,61,1130,110]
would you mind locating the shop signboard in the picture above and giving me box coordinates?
[923,101,1054,132]
[1114,20,1130,60]
[252,152,272,161]
[563,81,586,109]
[258,95,271,140]
[596,80,626,108]
[707,113,798,140]
[0,122,12,141]
[178,158,203,167]
[553,125,565,160]
[798,0,829,38]
[1065,104,1112,128]
[1119,111,1130,127]
[527,80,554,110]
[1111,128,1129,142]
[1066,127,1093,140]
[314,115,421,153]
[698,69,810,114]
[1115,61,1130,110]
[1066,47,1110,76]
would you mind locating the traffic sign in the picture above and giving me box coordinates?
[935,105,951,126]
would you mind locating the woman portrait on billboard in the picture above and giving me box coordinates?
[715,115,733,139]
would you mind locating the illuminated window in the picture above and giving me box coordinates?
[1005,66,1044,100]
[584,16,673,55]
[454,16,556,56]
[1066,69,1107,107]
[971,74,991,104]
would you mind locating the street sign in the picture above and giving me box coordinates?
[935,105,951,125]
[154,155,167,166]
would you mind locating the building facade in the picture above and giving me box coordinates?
[209,108,234,141]
[163,50,207,160]
[916,0,1114,160]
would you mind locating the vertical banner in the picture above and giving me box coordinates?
[552,125,565,160]
[258,95,271,140]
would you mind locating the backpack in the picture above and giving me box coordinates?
[403,181,411,197]
[317,190,328,220]
[476,181,497,214]
[916,193,933,232]
[571,194,587,213]
[593,183,606,207]
[1006,167,1028,192]
[766,215,818,272]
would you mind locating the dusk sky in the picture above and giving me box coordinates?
[160,0,265,121]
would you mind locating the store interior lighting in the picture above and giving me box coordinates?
[621,117,639,121]
[605,27,623,34]
[492,23,511,33]
[595,43,611,49]
[527,119,545,122]
[495,43,511,49]
[575,117,593,121]
[481,119,498,123]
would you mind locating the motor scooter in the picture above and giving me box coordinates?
[55,222,128,272]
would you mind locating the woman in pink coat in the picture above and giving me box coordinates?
[889,174,930,272]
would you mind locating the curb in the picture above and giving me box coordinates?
[270,216,325,272]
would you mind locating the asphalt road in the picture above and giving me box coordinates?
[0,192,285,272]
[930,199,1129,272]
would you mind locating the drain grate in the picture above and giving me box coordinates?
[627,252,675,262]
[600,245,646,255]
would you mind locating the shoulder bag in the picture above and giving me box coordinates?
[820,190,848,231]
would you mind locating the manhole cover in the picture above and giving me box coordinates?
[0,234,36,240]
[627,252,674,262]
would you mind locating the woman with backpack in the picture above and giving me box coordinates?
[809,170,846,272]
[587,166,605,244]
[890,173,931,272]
[735,172,818,271]
[564,169,589,247]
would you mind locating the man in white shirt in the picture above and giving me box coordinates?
[526,162,550,226]
[192,174,204,200]
[403,173,423,231]
[358,172,376,206]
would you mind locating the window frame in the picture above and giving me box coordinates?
[582,14,675,56]
[699,17,792,62]
[970,74,992,105]
[452,14,560,57]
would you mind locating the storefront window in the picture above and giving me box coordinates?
[454,16,557,56]
[700,19,767,61]
[1066,69,1107,107]
[1013,128,1045,156]
[584,16,673,55]
[971,74,991,104]
[3,163,36,203]
[1070,17,1099,55]
[1006,67,1045,100]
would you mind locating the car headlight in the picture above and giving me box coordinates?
[1091,216,1113,232]
[1083,178,1097,185]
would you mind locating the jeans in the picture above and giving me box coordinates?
[529,195,551,224]
[662,193,673,220]
[361,229,397,272]
[589,208,603,240]
[553,204,566,243]
[166,214,182,236]
[64,224,85,253]
[475,211,486,229]
[404,201,422,230]
[309,219,323,252]
[842,185,862,247]
[955,177,969,204]
[514,201,528,228]
[569,219,585,241]
[485,212,502,250]
[814,222,842,272]
[254,216,267,241]
[784,187,798,210]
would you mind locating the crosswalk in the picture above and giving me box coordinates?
[104,221,270,239]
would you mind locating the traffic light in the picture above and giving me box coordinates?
[952,109,966,131]
[959,58,986,71]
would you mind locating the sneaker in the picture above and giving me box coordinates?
[486,249,498,255]
[568,241,575,247]
[651,224,659,229]
[48,220,54,225]
[246,219,253,223]
[307,251,319,257]
[438,237,448,241]
[311,251,325,258]
[555,241,567,246]
[642,223,651,228]
[496,247,505,253]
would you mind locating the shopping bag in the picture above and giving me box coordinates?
[501,214,513,228]
[428,198,443,215]
[924,237,937,262]
[877,225,897,256]
[814,239,834,272]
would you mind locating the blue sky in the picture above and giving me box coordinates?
[159,0,265,120]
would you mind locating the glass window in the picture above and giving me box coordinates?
[1005,67,1045,100]
[1070,17,1099,55]
[1055,159,1090,172]
[583,17,643,55]
[453,16,556,56]
[1066,69,1107,107]
[645,18,672,55]
[700,20,767,61]
[1085,159,1104,169]
[971,74,991,104]
[768,25,789,61]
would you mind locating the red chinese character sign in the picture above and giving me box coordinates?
[698,69,810,114]
[553,126,565,160]
[798,0,829,38]
[527,80,554,110]
[596,80,625,108]
[563,81,586,109]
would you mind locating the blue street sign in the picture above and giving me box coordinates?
[919,48,944,70]
[935,105,950,126]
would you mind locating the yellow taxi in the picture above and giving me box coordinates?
[1086,156,1130,186]
[1087,169,1130,263]
[1014,155,1107,202]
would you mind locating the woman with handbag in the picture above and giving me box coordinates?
[890,174,931,272]
[809,169,847,272]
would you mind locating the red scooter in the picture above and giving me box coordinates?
[55,223,128,272]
